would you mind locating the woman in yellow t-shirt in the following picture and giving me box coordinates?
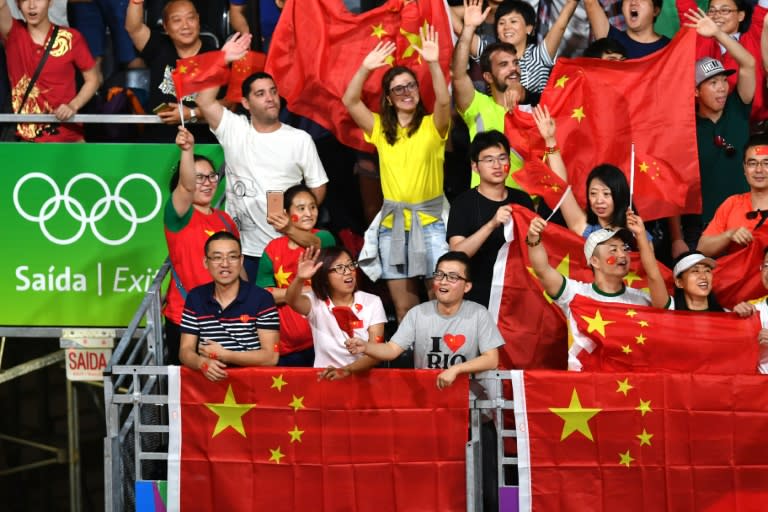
[343,24,451,322]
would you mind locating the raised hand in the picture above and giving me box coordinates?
[412,24,440,64]
[625,209,647,238]
[222,32,252,63]
[532,104,556,143]
[683,8,719,38]
[296,246,323,280]
[463,0,490,29]
[362,41,396,71]
[175,126,194,151]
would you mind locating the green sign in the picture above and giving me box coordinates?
[2,143,224,327]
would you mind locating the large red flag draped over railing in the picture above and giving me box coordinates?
[488,206,673,370]
[167,367,467,511]
[266,0,453,152]
[512,370,768,512]
[171,51,230,99]
[569,295,761,373]
[506,29,699,220]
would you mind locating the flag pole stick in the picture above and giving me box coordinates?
[545,186,572,222]
[178,101,185,129]
[629,143,635,210]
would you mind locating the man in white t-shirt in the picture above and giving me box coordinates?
[526,212,670,370]
[196,60,329,278]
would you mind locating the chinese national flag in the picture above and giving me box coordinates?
[167,367,467,511]
[505,29,699,220]
[712,229,768,309]
[569,295,760,374]
[504,126,568,208]
[488,206,673,370]
[225,51,267,103]
[266,0,453,152]
[512,370,768,512]
[171,51,230,99]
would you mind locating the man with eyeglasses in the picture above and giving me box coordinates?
[526,213,670,371]
[179,231,279,381]
[164,127,242,365]
[698,134,768,256]
[447,130,534,306]
[671,12,755,257]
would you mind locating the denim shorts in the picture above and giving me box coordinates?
[378,220,449,280]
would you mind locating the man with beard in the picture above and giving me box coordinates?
[453,28,529,190]
[526,212,670,370]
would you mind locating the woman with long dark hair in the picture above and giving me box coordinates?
[343,25,451,323]
[671,250,725,311]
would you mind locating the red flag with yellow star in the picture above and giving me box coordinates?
[265,0,453,152]
[711,229,768,309]
[569,295,760,373]
[513,370,768,511]
[489,206,673,370]
[167,367,468,511]
[505,29,699,220]
[224,51,267,103]
[171,51,230,99]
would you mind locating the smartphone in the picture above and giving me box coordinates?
[266,190,284,218]
[152,102,172,114]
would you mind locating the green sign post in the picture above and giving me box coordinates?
[2,143,224,327]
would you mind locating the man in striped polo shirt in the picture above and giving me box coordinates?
[179,231,280,381]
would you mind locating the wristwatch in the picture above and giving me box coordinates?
[189,108,198,123]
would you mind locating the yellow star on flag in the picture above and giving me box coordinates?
[371,23,388,39]
[271,374,287,392]
[178,64,188,74]
[205,385,256,437]
[580,309,614,338]
[638,320,650,328]
[639,161,649,173]
[621,344,632,354]
[624,271,642,287]
[619,450,635,467]
[274,265,292,288]
[288,425,305,443]
[635,333,647,345]
[571,106,586,123]
[549,389,602,441]
[555,75,569,88]
[616,378,633,396]
[625,309,637,318]
[636,398,652,416]
[637,429,653,447]
[204,229,216,237]
[384,55,395,66]
[399,21,427,61]
[289,394,305,412]
[269,446,285,464]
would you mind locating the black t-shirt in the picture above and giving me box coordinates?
[139,31,218,143]
[446,187,534,307]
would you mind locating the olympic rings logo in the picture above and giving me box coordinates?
[13,172,162,246]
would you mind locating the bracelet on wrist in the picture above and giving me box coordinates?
[544,145,560,155]
[526,236,542,247]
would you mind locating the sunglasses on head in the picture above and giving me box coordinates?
[713,135,736,157]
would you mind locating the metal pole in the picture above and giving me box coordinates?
[67,379,82,512]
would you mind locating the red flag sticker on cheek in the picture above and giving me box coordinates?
[291,214,299,222]
[606,256,617,265]
[503,164,510,174]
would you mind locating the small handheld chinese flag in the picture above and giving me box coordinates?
[225,51,267,103]
[171,51,230,99]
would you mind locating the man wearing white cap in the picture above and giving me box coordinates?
[699,133,768,257]
[526,210,670,370]
[671,10,756,256]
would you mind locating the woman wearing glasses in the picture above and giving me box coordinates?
[255,185,336,367]
[286,246,387,369]
[343,24,451,323]
[164,127,240,365]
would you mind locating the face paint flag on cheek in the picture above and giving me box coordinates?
[291,214,299,222]
[606,256,617,265]
[503,164,510,175]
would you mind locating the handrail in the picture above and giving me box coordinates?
[0,114,164,124]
